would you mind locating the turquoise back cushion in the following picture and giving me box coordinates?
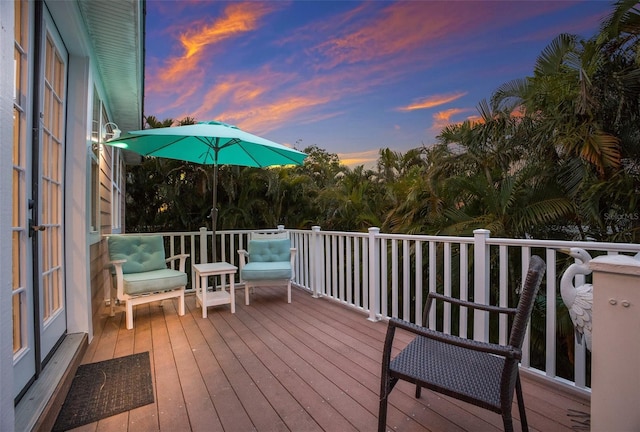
[248,238,290,262]
[108,235,167,274]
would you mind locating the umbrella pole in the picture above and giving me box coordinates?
[211,164,218,262]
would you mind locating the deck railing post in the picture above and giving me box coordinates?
[199,227,208,264]
[312,226,322,298]
[473,229,490,342]
[589,255,640,430]
[368,227,381,322]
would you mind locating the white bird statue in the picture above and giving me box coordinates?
[558,248,593,351]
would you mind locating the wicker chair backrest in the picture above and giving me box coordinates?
[508,255,546,349]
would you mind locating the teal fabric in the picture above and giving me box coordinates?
[242,262,292,281]
[105,121,307,167]
[123,269,187,295]
[247,239,291,262]
[108,235,167,274]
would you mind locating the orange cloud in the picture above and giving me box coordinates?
[184,59,389,135]
[155,3,276,84]
[398,92,468,111]
[431,108,471,131]
[183,66,337,133]
[467,115,484,124]
[337,149,379,168]
[312,2,453,70]
[218,95,332,133]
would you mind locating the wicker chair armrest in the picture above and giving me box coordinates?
[389,317,521,359]
[428,292,517,316]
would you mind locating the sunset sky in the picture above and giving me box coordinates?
[144,1,613,167]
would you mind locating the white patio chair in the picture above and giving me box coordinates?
[237,231,296,304]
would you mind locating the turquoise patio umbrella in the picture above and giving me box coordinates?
[105,120,307,260]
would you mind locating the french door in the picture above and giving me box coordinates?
[13,3,67,400]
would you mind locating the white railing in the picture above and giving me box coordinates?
[135,226,640,397]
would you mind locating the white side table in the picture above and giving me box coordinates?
[193,262,237,318]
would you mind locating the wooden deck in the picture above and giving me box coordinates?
[73,285,590,432]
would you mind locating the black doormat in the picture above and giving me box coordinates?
[53,352,154,431]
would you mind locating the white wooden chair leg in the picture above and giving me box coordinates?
[287,282,291,303]
[245,283,251,305]
[126,301,134,330]
[110,284,116,317]
[178,289,185,316]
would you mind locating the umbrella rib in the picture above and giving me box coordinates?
[196,136,219,164]
[231,141,302,168]
[236,141,263,167]
[136,136,190,156]
[253,143,303,167]
[217,138,241,151]
[267,147,305,165]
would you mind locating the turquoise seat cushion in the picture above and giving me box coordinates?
[108,235,167,274]
[242,262,292,281]
[123,269,187,295]
[247,238,291,262]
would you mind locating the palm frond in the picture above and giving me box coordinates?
[535,33,577,75]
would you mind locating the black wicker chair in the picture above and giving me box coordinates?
[379,255,546,432]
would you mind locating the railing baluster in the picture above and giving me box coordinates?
[324,235,331,297]
[459,243,468,339]
[354,236,361,307]
[403,239,411,321]
[338,235,345,301]
[380,238,387,316]
[473,229,490,342]
[367,227,379,321]
[444,242,451,334]
[521,246,532,367]
[346,236,353,305]
[312,226,320,297]
[428,240,437,330]
[545,248,557,378]
[363,236,369,312]
[391,239,398,318]
[499,245,508,345]
[415,240,423,327]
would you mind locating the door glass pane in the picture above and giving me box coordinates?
[41,32,65,322]
[12,231,22,289]
[12,0,29,357]
[13,293,23,353]
[42,274,50,321]
[12,229,25,353]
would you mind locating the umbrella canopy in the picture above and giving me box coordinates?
[108,120,307,167]
[105,121,307,260]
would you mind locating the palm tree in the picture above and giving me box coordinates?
[492,34,621,177]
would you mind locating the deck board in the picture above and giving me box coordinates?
[72,285,590,432]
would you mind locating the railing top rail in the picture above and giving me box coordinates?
[487,237,640,253]
[314,230,369,238]
[376,232,476,243]
[102,231,203,238]
[109,228,640,255]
